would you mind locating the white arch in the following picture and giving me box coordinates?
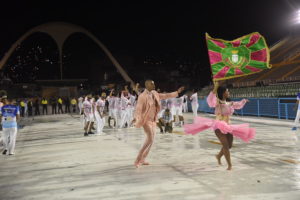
[0,22,134,85]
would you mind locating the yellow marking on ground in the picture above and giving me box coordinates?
[172,131,185,135]
[281,159,300,164]
[208,140,236,147]
[208,140,222,145]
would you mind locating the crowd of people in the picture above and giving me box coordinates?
[79,83,198,136]
[9,96,79,117]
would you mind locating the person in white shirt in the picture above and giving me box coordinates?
[174,96,185,127]
[183,95,188,113]
[0,97,4,149]
[119,89,131,128]
[78,96,84,115]
[157,108,173,133]
[115,93,121,128]
[82,95,95,136]
[167,98,176,120]
[158,97,168,120]
[190,89,199,118]
[129,91,137,127]
[292,92,300,130]
[95,94,106,135]
[107,89,117,128]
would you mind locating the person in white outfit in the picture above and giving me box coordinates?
[107,89,117,128]
[158,98,168,120]
[115,94,121,128]
[292,92,300,130]
[167,97,176,121]
[174,96,184,127]
[82,95,95,136]
[95,95,106,135]
[129,91,137,126]
[119,90,131,128]
[0,97,20,155]
[190,90,199,118]
[183,95,188,113]
[0,97,4,149]
[78,96,84,115]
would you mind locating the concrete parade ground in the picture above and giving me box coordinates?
[0,113,300,200]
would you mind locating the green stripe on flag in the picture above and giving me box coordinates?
[211,62,226,75]
[225,43,232,48]
[240,36,250,46]
[240,67,253,74]
[207,40,223,53]
[248,38,266,52]
[248,60,268,69]
[225,68,234,77]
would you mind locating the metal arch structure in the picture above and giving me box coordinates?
[0,22,134,85]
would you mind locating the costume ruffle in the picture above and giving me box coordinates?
[184,117,255,143]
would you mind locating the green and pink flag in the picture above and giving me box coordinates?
[206,32,271,80]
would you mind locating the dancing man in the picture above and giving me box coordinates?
[133,80,184,168]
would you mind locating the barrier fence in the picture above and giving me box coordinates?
[191,97,298,120]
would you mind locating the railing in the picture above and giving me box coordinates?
[232,76,300,88]
[191,97,297,120]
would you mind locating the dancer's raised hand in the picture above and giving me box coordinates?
[177,86,185,94]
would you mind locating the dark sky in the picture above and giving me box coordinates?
[0,0,298,85]
[0,1,296,55]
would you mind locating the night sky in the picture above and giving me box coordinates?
[0,0,298,87]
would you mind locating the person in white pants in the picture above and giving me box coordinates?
[95,95,106,135]
[78,96,83,115]
[0,97,20,155]
[119,91,131,128]
[292,93,300,130]
[107,90,117,128]
[0,97,4,149]
[158,98,168,120]
[183,95,188,113]
[174,96,184,127]
[128,94,136,127]
[82,95,95,136]
[190,90,199,118]
[167,98,176,121]
[115,95,121,128]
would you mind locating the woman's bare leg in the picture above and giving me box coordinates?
[216,148,223,165]
[215,129,232,170]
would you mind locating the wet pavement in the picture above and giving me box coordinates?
[0,113,300,200]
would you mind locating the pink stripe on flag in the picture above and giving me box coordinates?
[235,68,243,75]
[246,34,260,48]
[214,66,230,79]
[210,39,226,48]
[245,65,261,72]
[208,50,222,64]
[232,40,241,47]
[251,49,267,62]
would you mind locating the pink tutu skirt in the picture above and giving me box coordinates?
[184,117,255,143]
